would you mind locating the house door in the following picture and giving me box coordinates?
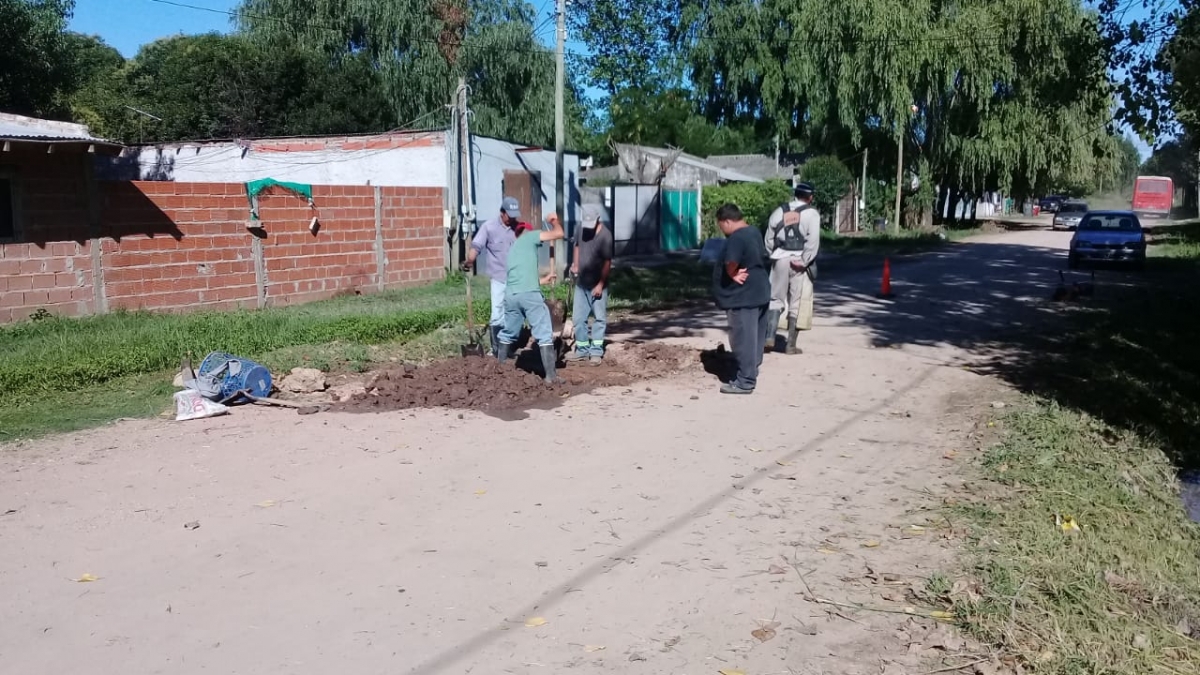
[502,169,543,226]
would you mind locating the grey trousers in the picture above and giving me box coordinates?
[769,258,814,329]
[726,305,770,390]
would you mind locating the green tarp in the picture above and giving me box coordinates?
[245,178,314,220]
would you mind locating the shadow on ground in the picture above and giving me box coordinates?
[615,222,1200,472]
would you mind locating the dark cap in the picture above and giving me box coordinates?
[501,196,522,220]
[794,182,815,197]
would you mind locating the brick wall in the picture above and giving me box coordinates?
[0,163,446,323]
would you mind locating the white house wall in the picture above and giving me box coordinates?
[470,135,581,228]
[102,134,449,188]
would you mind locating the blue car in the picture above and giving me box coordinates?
[1068,210,1146,270]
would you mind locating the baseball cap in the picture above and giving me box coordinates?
[501,196,521,220]
[794,181,815,197]
[581,204,604,230]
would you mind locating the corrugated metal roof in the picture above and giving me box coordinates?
[0,112,117,144]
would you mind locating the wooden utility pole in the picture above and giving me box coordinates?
[457,78,472,265]
[861,147,868,232]
[893,134,904,234]
[553,0,567,276]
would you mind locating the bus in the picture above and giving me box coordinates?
[1131,176,1174,219]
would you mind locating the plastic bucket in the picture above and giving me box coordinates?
[198,351,273,403]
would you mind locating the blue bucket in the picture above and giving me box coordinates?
[198,351,273,403]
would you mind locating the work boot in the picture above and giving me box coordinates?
[786,316,801,355]
[497,341,513,364]
[489,325,502,358]
[765,309,781,353]
[564,345,589,363]
[540,344,563,384]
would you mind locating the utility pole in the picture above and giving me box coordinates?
[861,147,868,232]
[457,78,472,266]
[893,134,904,234]
[554,0,566,276]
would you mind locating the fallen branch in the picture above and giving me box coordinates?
[925,657,990,674]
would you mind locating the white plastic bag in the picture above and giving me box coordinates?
[174,389,230,422]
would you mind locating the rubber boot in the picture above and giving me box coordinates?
[489,325,502,358]
[765,309,781,353]
[786,316,801,355]
[540,344,563,384]
[497,341,513,364]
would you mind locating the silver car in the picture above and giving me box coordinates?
[1052,201,1088,230]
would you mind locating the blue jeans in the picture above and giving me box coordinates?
[499,291,554,347]
[573,285,608,356]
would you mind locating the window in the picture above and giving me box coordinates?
[0,177,13,239]
[1079,214,1141,231]
[1138,180,1170,194]
[1059,202,1088,214]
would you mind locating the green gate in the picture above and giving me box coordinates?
[661,189,700,252]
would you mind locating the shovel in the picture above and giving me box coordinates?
[460,272,485,357]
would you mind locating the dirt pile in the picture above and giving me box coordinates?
[336,342,697,414]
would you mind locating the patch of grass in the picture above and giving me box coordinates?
[947,402,1200,674]
[0,371,178,439]
[606,260,711,310]
[1148,219,1200,262]
[0,275,492,405]
[820,227,980,256]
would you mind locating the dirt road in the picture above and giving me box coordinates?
[1,228,1082,675]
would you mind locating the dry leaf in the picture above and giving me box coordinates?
[776,460,792,467]
[718,670,746,675]
[1056,514,1081,533]
[751,626,776,642]
[473,490,487,496]
[943,451,959,460]
[767,564,787,575]
[74,573,99,583]
[524,617,547,627]
[929,610,956,621]
[817,547,838,555]
[747,447,762,453]
[584,645,606,653]
[862,540,881,548]
[255,500,277,508]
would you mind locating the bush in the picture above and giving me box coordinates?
[798,155,854,217]
[701,179,794,239]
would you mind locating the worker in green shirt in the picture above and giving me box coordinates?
[497,212,565,383]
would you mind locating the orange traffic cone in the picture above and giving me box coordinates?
[876,258,895,299]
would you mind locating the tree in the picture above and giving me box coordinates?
[567,0,679,104]
[1162,4,1200,139]
[603,86,766,160]
[0,0,76,118]
[797,156,853,218]
[1095,0,1196,139]
[678,0,1118,205]
[98,34,391,143]
[237,0,586,147]
[62,33,128,139]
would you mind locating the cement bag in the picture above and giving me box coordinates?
[174,389,230,422]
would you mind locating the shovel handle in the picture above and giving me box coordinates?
[464,273,476,336]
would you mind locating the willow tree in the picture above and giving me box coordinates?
[679,0,1115,204]
[237,0,578,146]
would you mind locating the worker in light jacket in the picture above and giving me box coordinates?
[764,182,821,355]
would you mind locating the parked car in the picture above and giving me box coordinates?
[1131,175,1174,219]
[1039,195,1065,213]
[1068,210,1146,270]
[1052,200,1088,230]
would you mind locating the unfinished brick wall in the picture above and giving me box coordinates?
[0,149,98,323]
[0,174,446,323]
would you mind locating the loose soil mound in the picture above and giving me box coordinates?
[336,342,696,414]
